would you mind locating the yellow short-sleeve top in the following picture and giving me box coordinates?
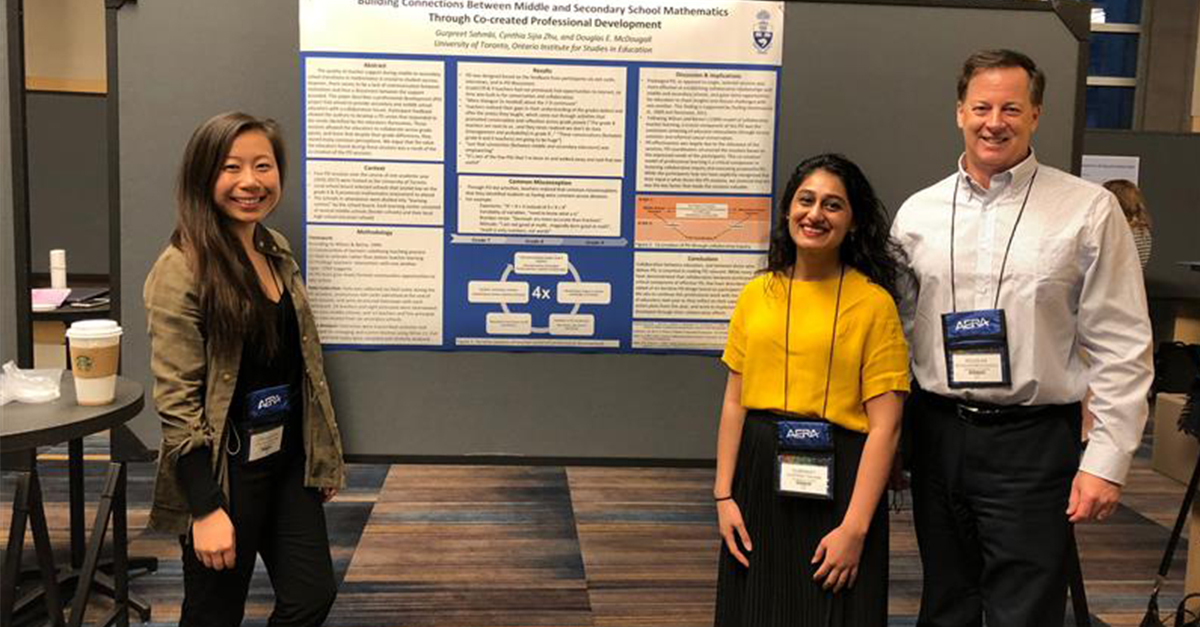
[722,268,910,433]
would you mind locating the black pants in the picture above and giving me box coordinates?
[180,443,336,627]
[909,393,1081,627]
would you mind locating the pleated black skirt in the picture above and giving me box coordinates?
[714,410,888,627]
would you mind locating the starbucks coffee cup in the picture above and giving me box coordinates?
[66,319,122,405]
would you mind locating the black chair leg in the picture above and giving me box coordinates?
[28,469,67,627]
[66,463,120,627]
[11,570,78,617]
[2,466,67,627]
[110,462,129,627]
[2,471,33,624]
[91,573,152,622]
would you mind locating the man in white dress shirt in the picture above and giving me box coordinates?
[891,49,1153,626]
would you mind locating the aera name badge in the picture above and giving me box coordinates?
[941,309,1012,388]
[246,384,291,426]
[776,420,835,500]
[246,424,284,462]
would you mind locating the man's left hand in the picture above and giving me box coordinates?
[1067,471,1121,523]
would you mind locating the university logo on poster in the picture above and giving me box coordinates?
[753,10,774,53]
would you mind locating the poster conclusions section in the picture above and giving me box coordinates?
[300,0,782,353]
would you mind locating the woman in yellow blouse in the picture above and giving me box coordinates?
[713,154,910,626]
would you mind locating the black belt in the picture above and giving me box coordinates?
[919,391,1075,426]
[746,409,821,422]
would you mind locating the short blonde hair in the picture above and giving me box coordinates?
[1103,179,1150,229]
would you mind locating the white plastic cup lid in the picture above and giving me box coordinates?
[66,319,123,339]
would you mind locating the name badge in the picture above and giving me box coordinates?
[941,309,1012,388]
[777,420,834,450]
[776,420,834,500]
[778,453,835,499]
[246,384,292,426]
[246,424,284,462]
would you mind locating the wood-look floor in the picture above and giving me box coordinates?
[1,440,1192,626]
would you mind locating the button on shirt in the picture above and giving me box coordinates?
[890,152,1153,484]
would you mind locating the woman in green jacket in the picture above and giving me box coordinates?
[144,111,345,627]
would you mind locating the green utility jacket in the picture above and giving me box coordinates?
[143,226,345,534]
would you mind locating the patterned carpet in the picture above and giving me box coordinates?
[1,437,1193,626]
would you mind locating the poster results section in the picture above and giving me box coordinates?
[300,0,782,353]
[449,60,627,348]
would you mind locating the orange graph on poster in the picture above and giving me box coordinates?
[635,196,771,250]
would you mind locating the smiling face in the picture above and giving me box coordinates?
[212,129,280,232]
[788,168,854,258]
[957,66,1041,187]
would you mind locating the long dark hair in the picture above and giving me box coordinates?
[169,111,288,359]
[765,153,907,301]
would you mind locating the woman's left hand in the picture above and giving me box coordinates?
[811,524,866,593]
[320,487,338,502]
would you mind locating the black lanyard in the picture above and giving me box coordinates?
[949,168,1038,313]
[782,264,845,418]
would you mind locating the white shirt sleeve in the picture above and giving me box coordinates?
[1076,193,1153,485]
[890,208,919,347]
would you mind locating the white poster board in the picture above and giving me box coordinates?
[1081,154,1140,186]
[299,0,783,353]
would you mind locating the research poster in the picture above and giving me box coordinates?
[1080,154,1140,186]
[300,0,783,352]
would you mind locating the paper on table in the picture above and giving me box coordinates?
[31,288,71,310]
